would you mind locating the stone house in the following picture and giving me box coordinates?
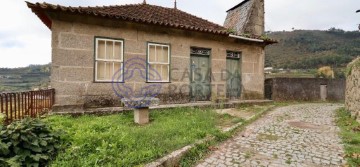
[26,0,275,111]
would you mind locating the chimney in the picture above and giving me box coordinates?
[174,0,177,9]
[224,0,265,36]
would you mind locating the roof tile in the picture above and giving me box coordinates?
[26,1,277,43]
[26,2,228,35]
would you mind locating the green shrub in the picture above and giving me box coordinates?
[346,58,360,77]
[0,113,5,124]
[0,118,62,166]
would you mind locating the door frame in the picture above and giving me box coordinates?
[226,50,242,99]
[189,46,212,101]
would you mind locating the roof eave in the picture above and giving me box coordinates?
[26,1,52,29]
[226,0,251,12]
[229,34,263,42]
[229,34,278,44]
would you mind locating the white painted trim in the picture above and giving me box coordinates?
[148,43,170,64]
[147,43,171,82]
[95,38,124,82]
[229,34,264,43]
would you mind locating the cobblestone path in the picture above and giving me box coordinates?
[197,103,346,167]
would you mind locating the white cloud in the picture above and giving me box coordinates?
[265,0,360,31]
[0,0,359,67]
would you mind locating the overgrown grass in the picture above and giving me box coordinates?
[235,104,267,113]
[45,107,235,167]
[216,113,245,127]
[336,108,360,167]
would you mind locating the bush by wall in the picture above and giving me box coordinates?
[0,118,62,166]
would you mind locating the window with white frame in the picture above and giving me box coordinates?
[147,43,170,82]
[95,38,124,82]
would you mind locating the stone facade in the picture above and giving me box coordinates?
[50,17,266,111]
[224,0,265,36]
[345,57,360,122]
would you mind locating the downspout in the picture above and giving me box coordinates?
[229,34,264,43]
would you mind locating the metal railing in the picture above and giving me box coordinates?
[0,89,55,124]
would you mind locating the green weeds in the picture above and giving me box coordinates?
[336,108,360,166]
[46,107,234,166]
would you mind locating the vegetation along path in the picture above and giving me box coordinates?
[196,103,346,167]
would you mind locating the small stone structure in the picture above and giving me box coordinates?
[345,57,360,122]
[320,84,327,101]
[121,98,159,125]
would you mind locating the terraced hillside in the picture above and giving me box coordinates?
[266,29,360,69]
[0,64,50,92]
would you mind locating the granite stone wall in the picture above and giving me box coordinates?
[265,78,345,101]
[51,19,266,111]
[345,57,360,122]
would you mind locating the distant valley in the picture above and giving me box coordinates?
[0,64,50,92]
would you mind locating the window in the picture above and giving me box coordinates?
[95,38,124,82]
[147,43,170,82]
[226,51,241,59]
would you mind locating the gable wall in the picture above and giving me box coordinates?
[224,0,264,36]
[51,20,265,110]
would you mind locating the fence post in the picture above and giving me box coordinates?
[5,94,8,123]
[0,94,3,114]
[9,93,13,122]
[51,89,55,107]
[25,92,31,116]
[21,93,24,119]
[30,91,34,117]
[17,93,20,119]
[13,93,17,120]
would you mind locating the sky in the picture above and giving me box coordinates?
[0,0,359,68]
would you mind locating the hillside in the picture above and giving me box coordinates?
[265,29,360,69]
[0,64,51,93]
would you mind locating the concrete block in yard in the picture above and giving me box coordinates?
[134,108,149,125]
[121,97,159,125]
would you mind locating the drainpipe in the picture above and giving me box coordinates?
[229,34,264,43]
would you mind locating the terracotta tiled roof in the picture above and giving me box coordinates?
[26,2,228,35]
[26,1,277,44]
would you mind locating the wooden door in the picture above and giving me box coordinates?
[190,55,211,101]
[226,58,241,99]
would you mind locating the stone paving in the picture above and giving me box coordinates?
[197,103,346,167]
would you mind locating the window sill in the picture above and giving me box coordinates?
[146,81,171,83]
[94,81,125,83]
